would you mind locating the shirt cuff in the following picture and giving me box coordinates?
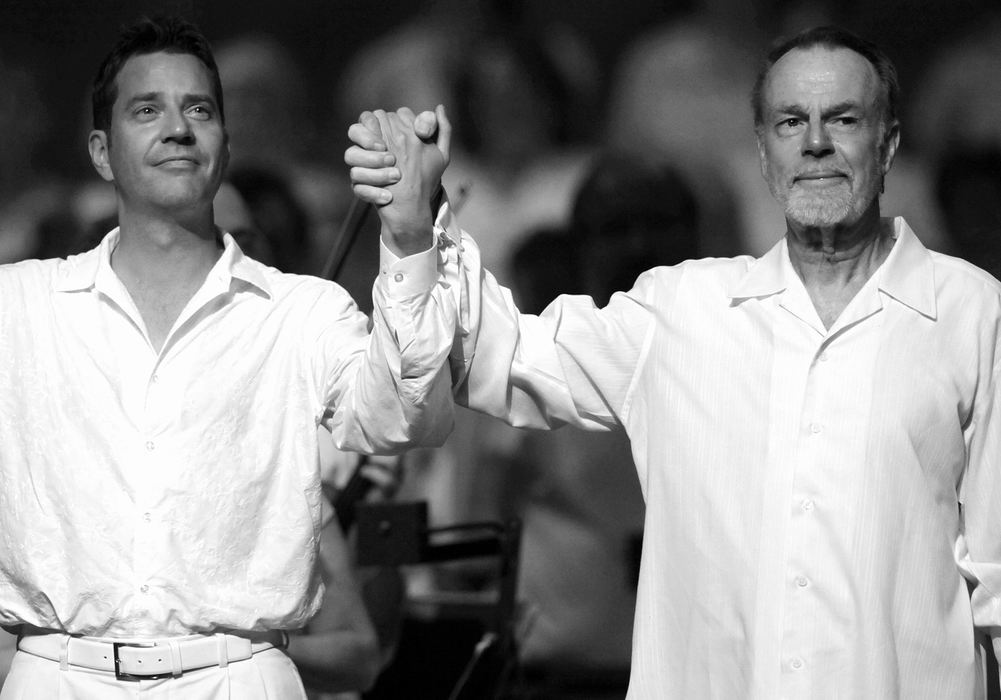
[378,196,456,297]
[379,237,437,298]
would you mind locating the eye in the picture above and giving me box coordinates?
[134,105,157,118]
[776,117,803,135]
[831,116,858,127]
[188,104,213,120]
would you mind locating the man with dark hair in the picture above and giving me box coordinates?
[347,25,1001,698]
[0,15,453,697]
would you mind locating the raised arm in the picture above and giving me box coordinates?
[346,106,450,257]
[344,107,655,432]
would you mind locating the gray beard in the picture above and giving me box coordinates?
[784,182,861,228]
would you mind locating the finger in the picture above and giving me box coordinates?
[359,111,384,143]
[396,106,416,128]
[373,110,396,147]
[347,121,386,151]
[413,110,438,141]
[435,104,452,162]
[351,183,393,206]
[344,144,396,169]
[349,164,401,187]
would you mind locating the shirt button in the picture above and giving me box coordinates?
[809,423,822,434]
[393,273,404,283]
[819,352,828,362]
[801,499,815,512]
[145,440,155,451]
[790,657,804,670]
[140,584,150,594]
[795,576,809,588]
[151,374,159,383]
[143,512,152,523]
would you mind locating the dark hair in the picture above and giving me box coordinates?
[750,26,900,130]
[91,16,225,135]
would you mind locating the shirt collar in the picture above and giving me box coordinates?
[726,236,789,301]
[727,217,936,320]
[875,217,937,320]
[53,227,272,299]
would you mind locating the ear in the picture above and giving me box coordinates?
[756,129,768,180]
[88,130,115,183]
[880,120,900,176]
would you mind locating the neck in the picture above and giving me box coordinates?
[785,207,893,288]
[784,207,896,330]
[112,209,222,291]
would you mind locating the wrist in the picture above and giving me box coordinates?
[380,219,434,258]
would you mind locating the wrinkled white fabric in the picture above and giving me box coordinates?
[417,209,1001,699]
[0,228,453,637]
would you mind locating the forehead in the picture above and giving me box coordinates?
[762,46,879,112]
[114,51,215,105]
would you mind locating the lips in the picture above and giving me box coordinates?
[155,155,200,166]
[794,171,847,183]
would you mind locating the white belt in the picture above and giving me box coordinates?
[17,630,286,680]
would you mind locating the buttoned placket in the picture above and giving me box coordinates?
[127,270,236,604]
[775,277,885,697]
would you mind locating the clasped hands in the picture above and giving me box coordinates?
[344,105,450,258]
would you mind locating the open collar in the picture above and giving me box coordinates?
[53,228,272,299]
[726,217,936,320]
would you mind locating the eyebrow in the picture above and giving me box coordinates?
[771,101,863,119]
[123,92,218,108]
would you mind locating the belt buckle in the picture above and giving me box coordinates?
[113,641,170,681]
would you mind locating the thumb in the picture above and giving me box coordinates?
[413,109,438,141]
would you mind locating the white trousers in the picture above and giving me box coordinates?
[0,647,307,699]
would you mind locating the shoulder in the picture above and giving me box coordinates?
[0,257,63,292]
[929,250,1001,297]
[932,253,1001,333]
[249,264,366,323]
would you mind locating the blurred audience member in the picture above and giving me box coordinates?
[215,33,353,278]
[606,18,757,255]
[905,14,1001,167]
[336,19,457,131]
[215,34,314,171]
[572,152,702,305]
[229,166,312,274]
[934,148,1001,280]
[442,20,596,286]
[0,53,59,263]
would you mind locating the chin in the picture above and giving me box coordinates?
[785,193,861,229]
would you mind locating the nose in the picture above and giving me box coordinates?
[802,119,833,158]
[162,108,194,144]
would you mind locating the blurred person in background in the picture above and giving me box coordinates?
[0,52,64,264]
[934,148,1001,280]
[215,33,353,279]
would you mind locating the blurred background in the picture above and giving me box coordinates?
[2,0,1000,697]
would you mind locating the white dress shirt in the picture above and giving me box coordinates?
[421,206,1001,699]
[0,228,452,637]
